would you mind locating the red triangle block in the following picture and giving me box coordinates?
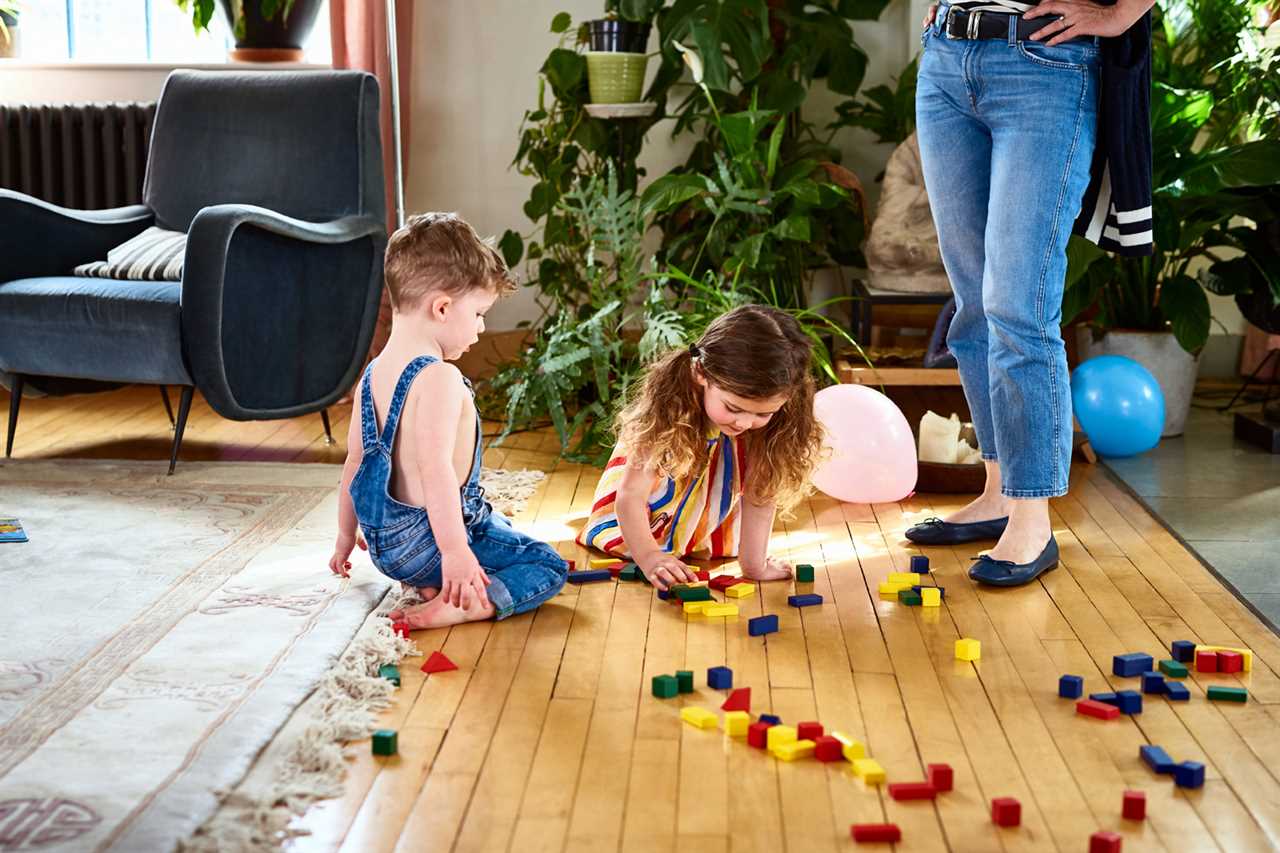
[721,687,751,712]
[421,651,458,674]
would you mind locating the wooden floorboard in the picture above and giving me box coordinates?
[7,385,1279,852]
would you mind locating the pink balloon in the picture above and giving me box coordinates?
[811,384,917,504]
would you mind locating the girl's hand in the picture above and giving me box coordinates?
[441,550,492,610]
[1023,0,1143,45]
[922,2,939,28]
[740,555,793,582]
[638,553,699,591]
[328,531,367,578]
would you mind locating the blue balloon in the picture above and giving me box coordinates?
[1071,355,1165,458]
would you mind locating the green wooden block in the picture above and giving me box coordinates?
[371,729,398,756]
[619,565,641,581]
[898,589,922,606]
[1158,659,1188,678]
[676,670,695,693]
[796,564,815,583]
[1206,685,1248,703]
[674,586,713,602]
[652,674,679,698]
[378,663,401,687]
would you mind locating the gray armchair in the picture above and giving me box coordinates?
[0,69,387,472]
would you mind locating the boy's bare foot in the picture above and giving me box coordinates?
[395,594,495,629]
[740,557,792,582]
[389,586,439,622]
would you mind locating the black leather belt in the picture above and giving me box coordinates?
[941,7,1098,45]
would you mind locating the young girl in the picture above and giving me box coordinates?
[577,305,823,591]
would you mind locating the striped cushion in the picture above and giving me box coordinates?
[73,226,185,281]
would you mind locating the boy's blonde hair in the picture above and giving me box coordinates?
[384,212,517,310]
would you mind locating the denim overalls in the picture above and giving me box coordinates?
[349,355,568,619]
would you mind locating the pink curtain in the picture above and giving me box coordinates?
[331,0,414,365]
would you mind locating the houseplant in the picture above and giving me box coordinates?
[1064,0,1280,436]
[174,0,323,61]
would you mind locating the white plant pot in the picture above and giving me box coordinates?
[1075,328,1199,438]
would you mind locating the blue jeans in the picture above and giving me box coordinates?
[916,4,1100,498]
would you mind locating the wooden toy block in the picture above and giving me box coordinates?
[852,758,886,785]
[1059,675,1084,699]
[814,736,843,762]
[758,713,782,725]
[1122,790,1146,821]
[1195,650,1218,672]
[657,588,671,600]
[618,565,642,581]
[1076,699,1120,720]
[788,593,823,607]
[774,739,816,761]
[748,721,774,748]
[748,614,779,636]
[851,823,901,843]
[1089,830,1122,853]
[921,587,942,607]
[568,569,614,584]
[652,674,679,698]
[703,603,740,617]
[1195,644,1253,671]
[725,583,756,598]
[878,581,911,595]
[913,584,946,600]
[683,601,709,615]
[910,554,929,572]
[676,670,694,694]
[680,707,718,729]
[371,729,398,756]
[707,666,733,690]
[1089,692,1118,704]
[795,563,815,583]
[1217,650,1244,673]
[889,782,936,801]
[421,651,457,674]
[897,590,922,606]
[955,638,981,661]
[590,557,626,570]
[1174,761,1205,789]
[1114,690,1143,714]
[1164,681,1191,701]
[1141,672,1165,695]
[566,559,575,571]
[608,564,626,578]
[833,731,866,762]
[721,687,751,712]
[1112,653,1153,677]
[1158,659,1188,678]
[888,571,923,584]
[674,586,713,602]
[391,621,411,639]
[722,710,750,737]
[927,763,953,792]
[766,725,798,753]
[797,721,823,740]
[990,797,1020,827]
[378,664,401,687]
[1139,745,1176,774]
[1206,685,1248,703]
[709,574,742,591]
[694,570,711,581]
[1170,639,1196,662]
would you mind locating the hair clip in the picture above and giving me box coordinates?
[688,343,702,358]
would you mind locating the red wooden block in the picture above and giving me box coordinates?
[1195,650,1219,672]
[747,721,773,749]
[1217,650,1243,674]
[609,565,625,578]
[694,570,711,581]
[421,651,457,674]
[927,763,954,793]
[391,621,411,639]
[1089,830,1123,853]
[797,721,824,741]
[566,559,576,571]
[888,782,936,801]
[1122,790,1146,821]
[721,687,751,713]
[1076,699,1121,720]
[709,574,742,591]
[814,736,843,762]
[851,823,901,843]
[991,797,1021,827]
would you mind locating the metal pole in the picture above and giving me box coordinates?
[384,0,405,229]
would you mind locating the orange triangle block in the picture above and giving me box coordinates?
[421,651,458,674]
[721,687,751,712]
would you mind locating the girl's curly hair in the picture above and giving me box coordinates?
[616,304,823,511]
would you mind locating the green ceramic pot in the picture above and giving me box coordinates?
[586,52,648,104]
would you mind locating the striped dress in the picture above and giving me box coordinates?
[577,432,746,560]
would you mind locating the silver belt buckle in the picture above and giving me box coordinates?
[967,9,983,39]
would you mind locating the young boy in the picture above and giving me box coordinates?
[328,213,567,628]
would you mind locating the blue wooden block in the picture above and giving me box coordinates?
[787,593,823,608]
[1140,745,1176,774]
[1090,692,1119,704]
[1170,640,1196,663]
[1164,681,1191,701]
[1113,653,1154,677]
[748,614,779,636]
[707,666,733,690]
[1175,761,1205,789]
[911,584,946,599]
[568,569,613,584]
[1141,672,1166,695]
[657,588,670,600]
[759,714,782,725]
[1058,674,1084,699]
[910,555,930,572]
[1115,690,1143,714]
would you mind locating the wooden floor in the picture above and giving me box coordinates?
[8,386,1280,852]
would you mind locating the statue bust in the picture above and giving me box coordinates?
[864,133,952,294]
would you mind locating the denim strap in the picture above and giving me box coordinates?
[358,361,380,452]
[378,355,440,449]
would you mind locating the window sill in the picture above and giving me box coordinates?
[0,60,333,71]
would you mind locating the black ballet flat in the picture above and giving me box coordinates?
[968,537,1059,587]
[904,516,1009,545]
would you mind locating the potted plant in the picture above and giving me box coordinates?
[1064,0,1280,437]
[174,0,324,62]
[0,1,21,59]
[584,2,660,104]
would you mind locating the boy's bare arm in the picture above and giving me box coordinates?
[329,384,367,577]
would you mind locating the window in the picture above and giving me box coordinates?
[15,0,330,63]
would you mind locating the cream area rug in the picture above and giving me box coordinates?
[0,460,544,853]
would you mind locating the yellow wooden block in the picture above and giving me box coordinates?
[832,730,866,762]
[888,572,922,584]
[722,711,750,737]
[921,587,941,607]
[852,758,886,784]
[774,739,816,761]
[704,603,739,617]
[955,637,981,661]
[878,581,910,595]
[683,601,709,615]
[1196,644,1253,672]
[725,583,756,599]
[766,724,797,753]
[680,707,718,729]
[590,557,626,569]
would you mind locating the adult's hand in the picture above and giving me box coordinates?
[1023,0,1153,45]
[922,2,939,28]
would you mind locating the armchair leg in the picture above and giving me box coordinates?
[159,385,176,428]
[168,386,195,475]
[6,374,23,458]
[321,408,335,445]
